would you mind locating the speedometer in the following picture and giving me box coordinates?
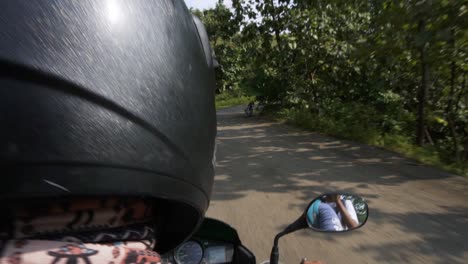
[174,241,204,264]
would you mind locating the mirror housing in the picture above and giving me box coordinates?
[269,193,369,264]
[306,193,369,232]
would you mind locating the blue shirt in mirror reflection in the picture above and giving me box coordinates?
[307,199,358,231]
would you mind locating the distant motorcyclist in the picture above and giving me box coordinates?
[245,101,255,117]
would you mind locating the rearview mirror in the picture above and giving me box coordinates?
[306,193,368,232]
[268,193,369,264]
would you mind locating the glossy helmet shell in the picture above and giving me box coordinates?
[0,0,216,252]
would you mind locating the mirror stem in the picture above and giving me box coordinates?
[270,230,287,264]
[270,215,308,264]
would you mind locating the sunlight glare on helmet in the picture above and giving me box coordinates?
[106,0,122,25]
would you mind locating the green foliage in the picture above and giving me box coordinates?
[215,92,254,110]
[347,195,368,224]
[276,104,381,145]
[191,2,242,93]
[194,0,468,176]
[274,108,466,176]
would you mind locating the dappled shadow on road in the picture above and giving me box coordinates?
[213,110,458,202]
[212,108,468,263]
[212,109,468,263]
[355,206,468,264]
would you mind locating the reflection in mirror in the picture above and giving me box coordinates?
[306,193,368,232]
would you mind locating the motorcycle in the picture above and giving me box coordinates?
[244,106,254,117]
[160,193,369,264]
[244,102,255,117]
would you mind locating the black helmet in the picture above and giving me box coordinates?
[0,0,216,252]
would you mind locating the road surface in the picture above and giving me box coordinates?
[206,106,468,264]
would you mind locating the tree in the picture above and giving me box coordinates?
[198,0,468,174]
[191,1,241,93]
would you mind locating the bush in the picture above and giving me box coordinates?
[278,104,382,144]
[215,92,254,110]
[271,104,467,176]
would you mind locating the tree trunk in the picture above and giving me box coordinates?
[459,73,467,169]
[454,72,465,114]
[425,126,434,145]
[417,20,430,146]
[446,28,461,162]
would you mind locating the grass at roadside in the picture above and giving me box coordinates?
[215,93,254,110]
[267,108,467,177]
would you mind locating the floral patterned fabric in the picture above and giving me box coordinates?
[0,197,161,264]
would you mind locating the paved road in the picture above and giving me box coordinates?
[206,106,468,264]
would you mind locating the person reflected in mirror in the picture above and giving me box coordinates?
[322,194,359,230]
[308,200,343,231]
[307,194,359,231]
